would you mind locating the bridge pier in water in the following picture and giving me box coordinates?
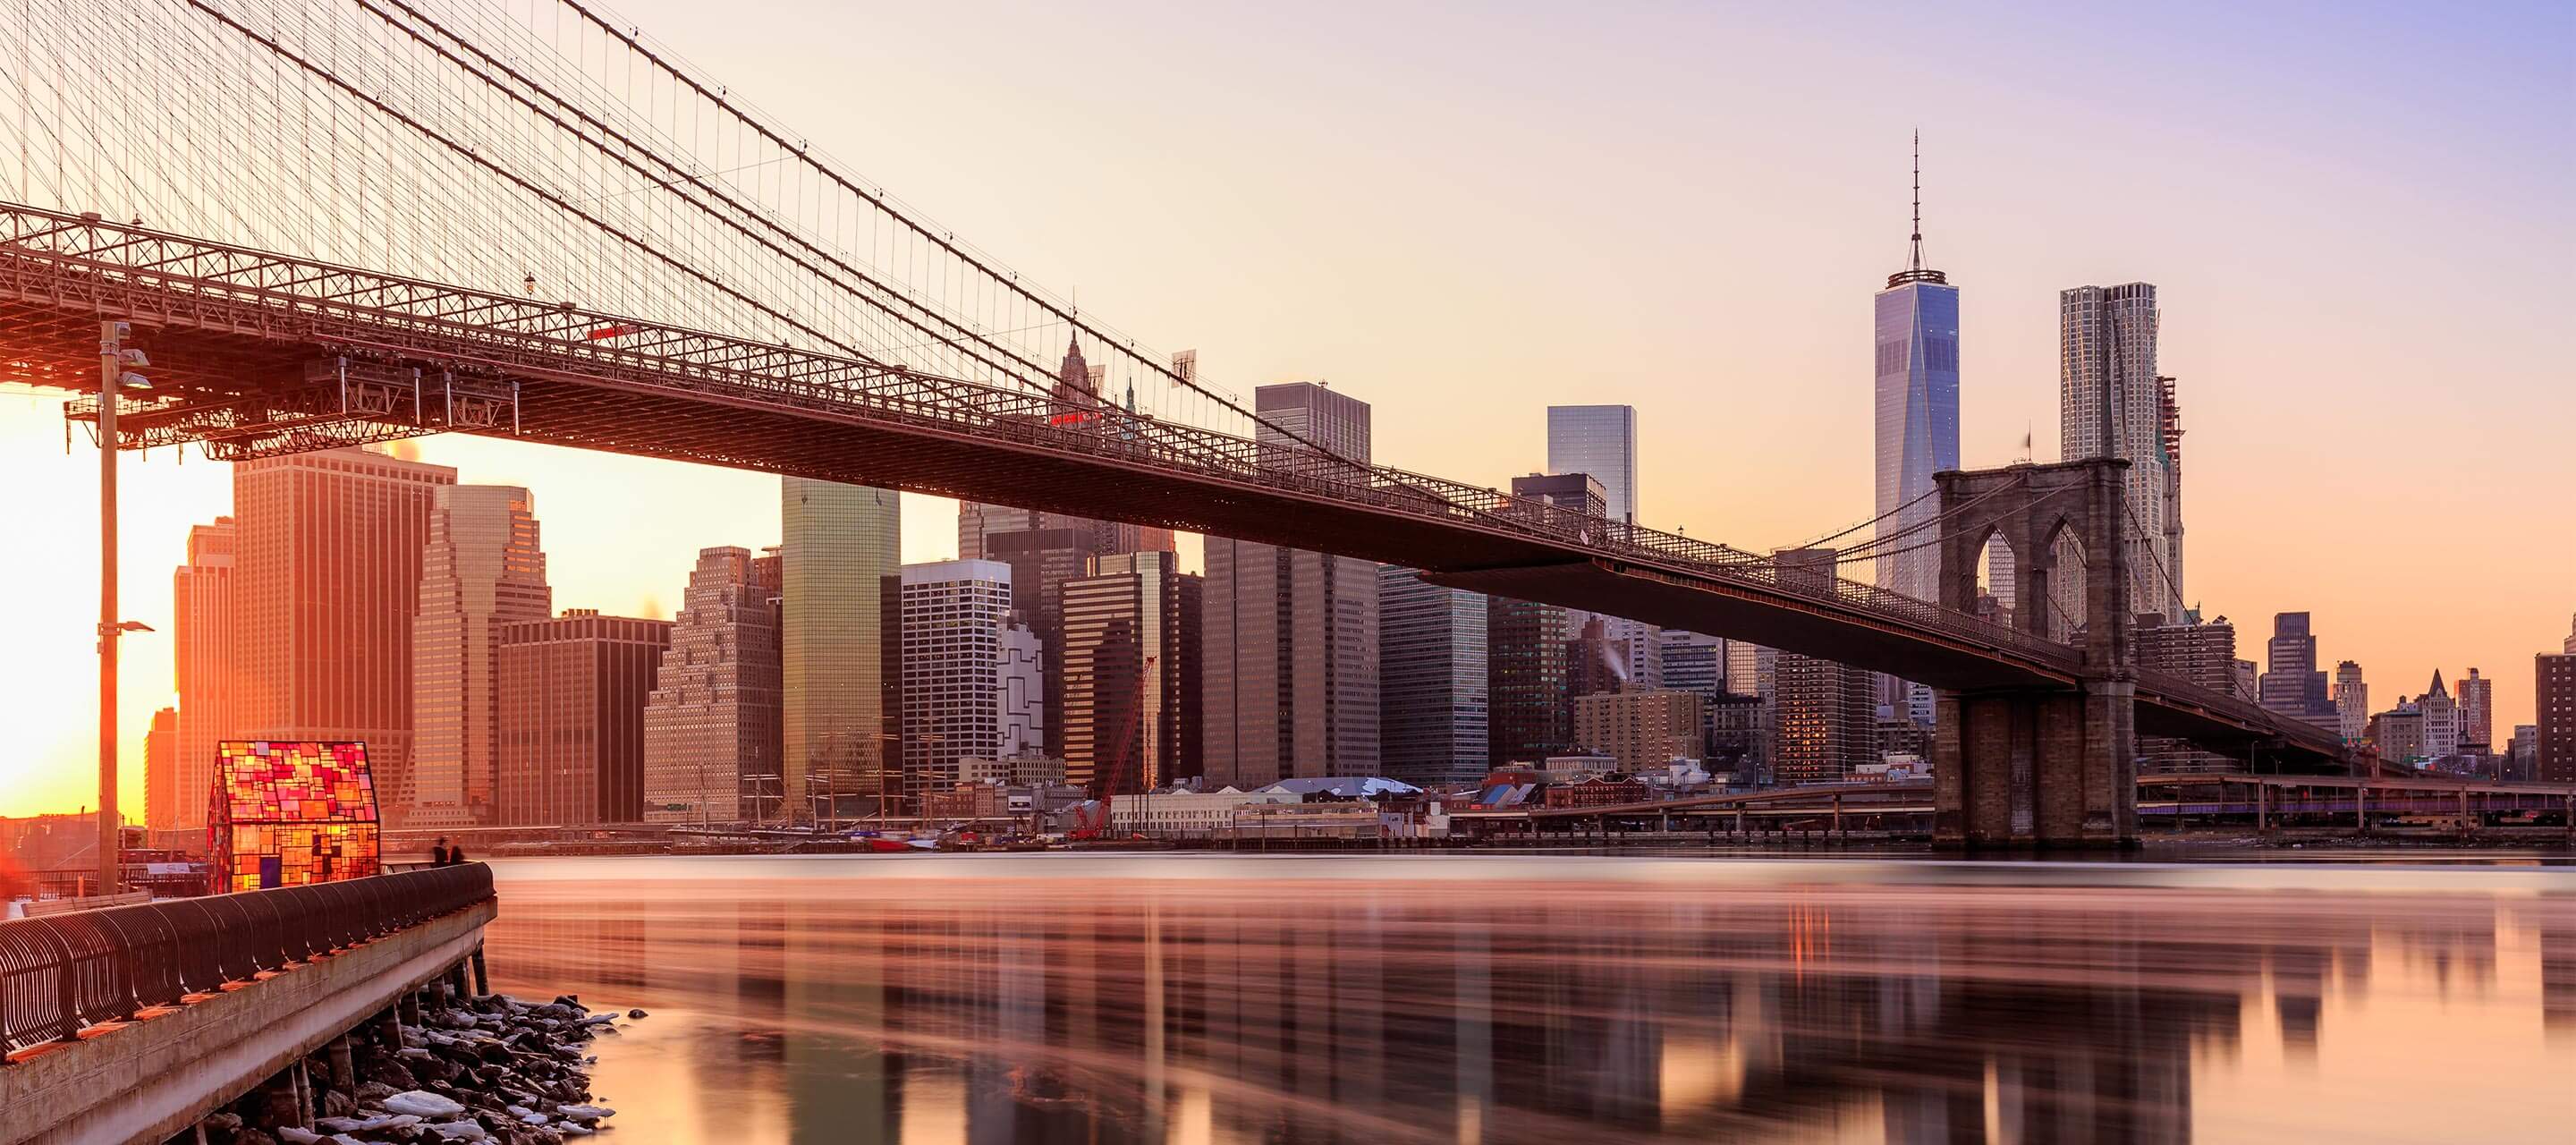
[1933,458,2140,847]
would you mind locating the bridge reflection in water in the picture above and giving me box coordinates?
[479,857,2576,1144]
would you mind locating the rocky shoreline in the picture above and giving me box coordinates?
[185,992,633,1145]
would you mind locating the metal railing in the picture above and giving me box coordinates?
[0,864,494,1054]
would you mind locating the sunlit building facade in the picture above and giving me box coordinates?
[1572,689,1705,773]
[231,446,456,820]
[780,478,901,822]
[497,610,672,827]
[642,547,782,823]
[165,516,236,832]
[209,741,382,892]
[410,484,551,827]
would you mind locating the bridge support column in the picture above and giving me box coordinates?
[1935,685,2135,847]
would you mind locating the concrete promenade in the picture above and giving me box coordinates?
[1,900,496,1145]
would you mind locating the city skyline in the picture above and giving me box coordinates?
[2,0,2571,817]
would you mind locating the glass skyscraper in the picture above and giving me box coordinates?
[1872,141,1958,727]
[1546,405,1638,524]
[781,478,902,823]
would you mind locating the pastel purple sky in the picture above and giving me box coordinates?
[3,0,2570,816]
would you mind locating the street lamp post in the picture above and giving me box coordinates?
[95,319,153,896]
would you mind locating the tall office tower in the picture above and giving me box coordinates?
[1572,690,1706,772]
[1203,383,1380,786]
[169,516,236,832]
[987,527,1101,761]
[2333,661,2369,743]
[142,707,178,831]
[496,610,671,827]
[1770,549,1877,785]
[1546,405,1638,524]
[411,485,551,827]
[2419,671,2462,759]
[232,446,456,819]
[2257,613,2336,731]
[901,560,1030,797]
[1063,551,1201,795]
[780,478,901,823]
[2059,282,2182,618]
[1543,407,1660,688]
[2544,641,2576,783]
[1487,596,1575,768]
[642,547,783,823]
[2135,612,2243,773]
[2455,666,2493,750]
[1377,566,1488,789]
[1873,137,1960,724]
[1660,630,1728,703]
[1481,472,1598,768]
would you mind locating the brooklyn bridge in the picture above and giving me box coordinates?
[0,0,2368,846]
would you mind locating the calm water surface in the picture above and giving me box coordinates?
[479,854,2576,1144]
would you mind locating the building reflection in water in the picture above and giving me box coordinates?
[477,861,2576,1144]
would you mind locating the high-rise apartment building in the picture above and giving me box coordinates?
[231,446,456,819]
[779,478,901,822]
[2134,611,2243,773]
[2333,660,2368,743]
[2455,666,2492,750]
[901,560,1039,798]
[2258,613,2336,731]
[1771,549,1877,785]
[1203,383,1379,786]
[1874,140,1960,725]
[2544,637,2576,783]
[642,547,782,823]
[2059,283,2182,618]
[1062,551,1201,795]
[1573,689,1705,773]
[1377,566,1488,789]
[166,517,236,831]
[411,485,551,827]
[496,610,671,827]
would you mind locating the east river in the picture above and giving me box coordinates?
[478,853,2576,1144]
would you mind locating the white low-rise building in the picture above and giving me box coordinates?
[1111,786,1298,836]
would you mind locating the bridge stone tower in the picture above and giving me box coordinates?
[1931,459,2136,846]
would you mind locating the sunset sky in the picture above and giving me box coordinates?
[3,0,2570,818]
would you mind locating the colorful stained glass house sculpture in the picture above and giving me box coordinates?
[209,741,382,892]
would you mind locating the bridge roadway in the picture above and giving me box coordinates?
[0,205,2345,767]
